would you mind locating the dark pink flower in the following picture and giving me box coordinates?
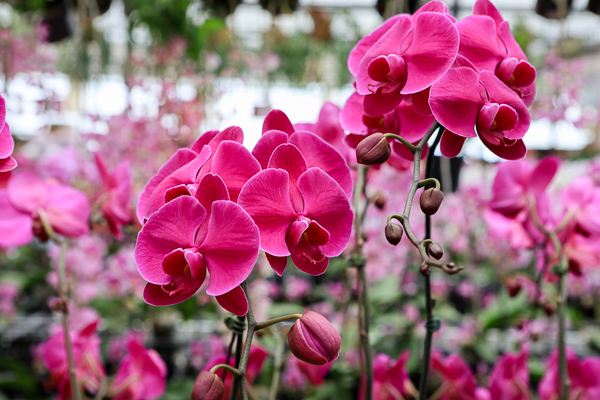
[112,335,167,400]
[238,144,353,276]
[0,95,16,172]
[348,2,459,116]
[0,172,90,248]
[137,126,260,223]
[253,109,353,199]
[489,346,530,400]
[297,358,334,386]
[94,153,132,240]
[430,68,531,160]
[203,346,268,400]
[40,318,105,400]
[457,0,536,106]
[294,102,354,164]
[431,352,487,400]
[366,351,412,400]
[539,348,600,400]
[135,174,260,315]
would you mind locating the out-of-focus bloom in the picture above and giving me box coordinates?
[203,346,268,400]
[39,318,105,400]
[348,1,459,116]
[282,357,308,389]
[285,276,311,301]
[368,351,413,400]
[294,102,354,164]
[430,68,531,160]
[457,0,536,106]
[287,311,341,365]
[94,153,132,240]
[0,282,19,318]
[252,109,353,199]
[489,346,530,400]
[0,172,90,248]
[538,348,600,400]
[0,94,16,172]
[297,358,334,386]
[431,352,489,400]
[239,143,352,276]
[112,335,167,400]
[135,181,260,315]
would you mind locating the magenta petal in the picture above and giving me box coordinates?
[164,184,191,203]
[200,201,260,296]
[162,248,188,276]
[348,14,404,76]
[440,130,467,158]
[7,171,49,214]
[143,278,202,306]
[185,251,207,281]
[289,131,353,200]
[0,96,5,131]
[341,92,369,134]
[297,168,353,257]
[207,126,244,153]
[238,169,297,256]
[480,135,527,160]
[456,15,505,72]
[137,148,198,224]
[473,0,504,25]
[497,21,527,61]
[93,152,112,189]
[0,156,17,172]
[0,123,14,159]
[268,143,308,213]
[287,220,310,246]
[266,253,288,276]
[194,173,230,246]
[479,71,530,139]
[401,12,459,94]
[252,130,290,169]
[45,184,90,238]
[216,286,248,316]
[135,196,206,285]
[528,156,560,195]
[410,88,432,117]
[290,252,329,276]
[363,88,404,117]
[208,141,261,203]
[429,67,482,138]
[144,146,211,220]
[263,110,295,136]
[0,191,33,248]
[395,101,435,142]
[190,130,220,153]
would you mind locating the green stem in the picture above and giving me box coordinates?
[238,282,257,400]
[210,364,243,379]
[384,133,417,153]
[558,271,569,400]
[255,314,303,331]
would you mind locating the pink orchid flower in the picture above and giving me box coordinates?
[539,348,600,400]
[40,318,105,400]
[348,1,459,116]
[456,0,536,106]
[112,335,167,400]
[137,126,260,223]
[430,68,531,160]
[94,153,132,240]
[294,102,355,164]
[560,177,600,237]
[0,95,17,172]
[135,173,260,315]
[253,109,353,199]
[203,346,268,400]
[238,143,353,276]
[296,358,334,386]
[367,351,413,400]
[431,352,489,400]
[341,92,434,169]
[489,346,530,400]
[0,172,90,248]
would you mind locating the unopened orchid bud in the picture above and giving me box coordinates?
[505,277,521,298]
[385,223,403,246]
[420,188,444,215]
[191,371,224,400]
[543,302,556,317]
[288,311,341,365]
[419,263,431,276]
[427,243,444,260]
[374,194,386,210]
[356,133,391,165]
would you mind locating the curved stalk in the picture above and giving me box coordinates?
[238,281,258,400]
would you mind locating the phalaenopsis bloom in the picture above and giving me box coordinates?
[488,346,530,400]
[94,153,132,240]
[0,94,16,172]
[368,351,413,400]
[430,352,490,400]
[538,348,600,400]
[0,172,90,248]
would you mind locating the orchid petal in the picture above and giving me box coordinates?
[208,141,261,202]
[262,110,295,136]
[266,253,288,276]
[268,143,308,213]
[252,130,290,169]
[440,130,467,158]
[0,191,33,248]
[216,286,248,316]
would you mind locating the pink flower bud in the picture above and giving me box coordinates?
[191,371,224,400]
[505,277,521,298]
[356,133,391,165]
[420,188,444,215]
[288,311,341,365]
